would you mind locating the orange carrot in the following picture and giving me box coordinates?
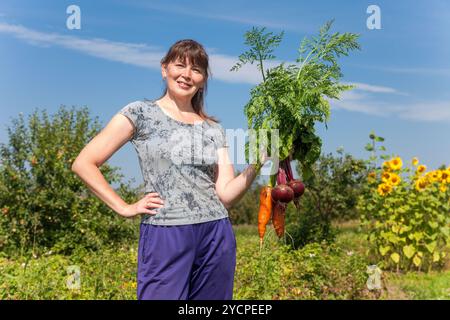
[272,201,286,238]
[258,186,273,247]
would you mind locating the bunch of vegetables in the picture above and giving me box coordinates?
[231,20,360,244]
[257,158,305,246]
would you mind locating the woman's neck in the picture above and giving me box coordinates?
[159,93,195,113]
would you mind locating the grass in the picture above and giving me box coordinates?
[332,220,369,256]
[0,221,448,299]
[331,219,450,300]
[235,221,450,300]
[384,271,450,300]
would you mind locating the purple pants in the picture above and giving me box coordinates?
[137,217,237,300]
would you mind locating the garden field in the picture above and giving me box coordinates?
[1,108,449,301]
[1,221,449,300]
[1,5,449,303]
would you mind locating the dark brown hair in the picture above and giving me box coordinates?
[159,39,219,123]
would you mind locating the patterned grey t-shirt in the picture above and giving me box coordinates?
[117,99,229,225]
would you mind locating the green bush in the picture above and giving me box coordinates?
[234,225,377,299]
[0,107,140,258]
[285,148,368,249]
[0,244,138,300]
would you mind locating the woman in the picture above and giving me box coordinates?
[72,39,268,300]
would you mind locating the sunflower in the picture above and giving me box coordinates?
[416,165,427,175]
[382,161,392,172]
[389,173,401,186]
[389,157,403,171]
[415,178,428,191]
[412,157,419,166]
[440,169,450,183]
[439,184,447,193]
[427,170,441,183]
[377,183,392,196]
[381,171,391,183]
[367,172,376,183]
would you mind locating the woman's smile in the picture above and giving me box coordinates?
[177,81,192,89]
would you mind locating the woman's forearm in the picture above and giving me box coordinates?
[222,164,261,209]
[72,161,129,216]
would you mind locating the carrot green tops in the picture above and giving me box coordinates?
[118,100,229,225]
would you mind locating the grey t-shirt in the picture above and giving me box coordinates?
[117,99,229,225]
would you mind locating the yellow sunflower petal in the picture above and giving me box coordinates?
[417,165,427,174]
[389,157,403,171]
[381,171,391,183]
[389,173,401,186]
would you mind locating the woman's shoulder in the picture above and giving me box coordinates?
[118,99,159,117]
[204,118,223,129]
[121,99,155,111]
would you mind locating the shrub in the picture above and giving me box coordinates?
[0,107,140,258]
[233,226,377,299]
[285,148,368,249]
[0,245,138,300]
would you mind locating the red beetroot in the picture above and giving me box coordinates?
[283,157,305,210]
[271,168,294,203]
[271,185,294,203]
[288,180,305,198]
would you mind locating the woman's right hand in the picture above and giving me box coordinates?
[121,192,165,218]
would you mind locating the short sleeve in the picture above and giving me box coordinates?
[215,124,229,149]
[117,101,142,141]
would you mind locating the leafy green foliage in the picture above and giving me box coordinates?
[386,270,450,300]
[0,245,138,299]
[231,20,360,180]
[230,27,284,82]
[1,224,447,300]
[358,133,450,272]
[234,226,376,299]
[285,149,368,249]
[0,107,140,258]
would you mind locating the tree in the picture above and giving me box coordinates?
[0,106,140,257]
[286,148,368,249]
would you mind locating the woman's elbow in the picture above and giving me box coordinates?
[222,202,231,210]
[71,158,80,173]
[71,157,89,174]
[220,197,234,210]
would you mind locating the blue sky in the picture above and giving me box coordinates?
[1,0,449,187]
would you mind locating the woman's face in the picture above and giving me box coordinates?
[162,57,206,100]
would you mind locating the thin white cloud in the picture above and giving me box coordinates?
[209,53,281,84]
[0,22,164,67]
[331,91,387,116]
[331,89,450,122]
[3,22,449,123]
[330,83,405,115]
[353,64,450,77]
[128,1,300,31]
[0,21,268,84]
[401,102,450,122]
[344,82,405,95]
[381,67,450,77]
